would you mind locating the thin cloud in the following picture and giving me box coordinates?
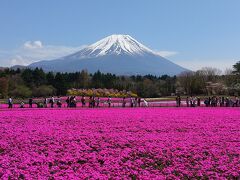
[154,50,178,58]
[24,41,43,49]
[0,41,86,66]
[173,59,235,72]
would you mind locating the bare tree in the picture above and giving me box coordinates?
[199,67,222,82]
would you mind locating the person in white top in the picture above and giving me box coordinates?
[143,99,148,107]
[8,97,13,108]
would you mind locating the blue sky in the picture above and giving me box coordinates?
[0,0,240,71]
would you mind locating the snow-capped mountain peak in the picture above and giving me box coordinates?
[68,34,155,59]
[29,34,188,76]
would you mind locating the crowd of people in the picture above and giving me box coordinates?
[5,95,240,109]
[176,96,240,107]
[203,96,240,107]
[6,96,146,109]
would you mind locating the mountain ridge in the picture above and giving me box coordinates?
[28,34,188,76]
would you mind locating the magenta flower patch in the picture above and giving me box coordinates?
[0,108,239,179]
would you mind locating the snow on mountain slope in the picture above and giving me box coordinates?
[64,34,155,59]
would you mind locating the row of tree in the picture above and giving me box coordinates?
[0,68,176,98]
[176,64,240,96]
[0,61,239,98]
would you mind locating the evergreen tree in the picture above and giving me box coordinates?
[233,61,240,74]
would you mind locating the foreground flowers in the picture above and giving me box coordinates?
[0,108,239,179]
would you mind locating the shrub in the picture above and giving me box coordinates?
[32,85,56,97]
[67,88,138,97]
[9,85,32,98]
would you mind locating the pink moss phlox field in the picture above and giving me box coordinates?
[0,108,240,179]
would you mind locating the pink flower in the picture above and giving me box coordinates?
[0,108,239,178]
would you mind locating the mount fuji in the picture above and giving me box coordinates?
[28,34,188,75]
